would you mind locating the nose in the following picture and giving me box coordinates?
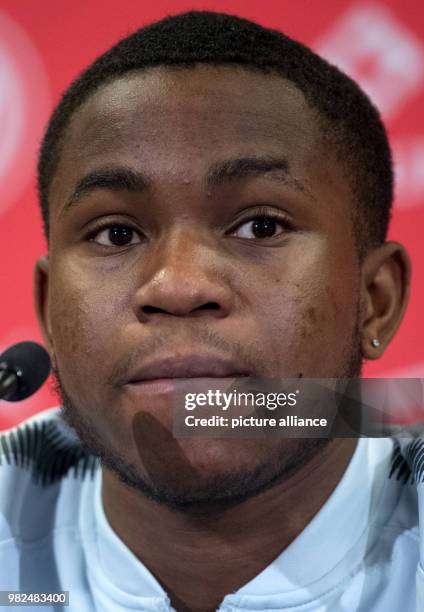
[132,229,234,322]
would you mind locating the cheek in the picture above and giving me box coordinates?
[246,253,359,376]
[47,262,130,395]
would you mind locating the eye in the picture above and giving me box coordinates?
[231,215,289,240]
[90,224,142,247]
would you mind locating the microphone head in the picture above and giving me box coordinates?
[0,341,51,401]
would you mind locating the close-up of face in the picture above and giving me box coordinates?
[33,65,402,508]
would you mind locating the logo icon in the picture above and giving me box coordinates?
[0,11,50,216]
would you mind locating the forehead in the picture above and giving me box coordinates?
[51,66,326,188]
[49,65,353,232]
[73,65,318,142]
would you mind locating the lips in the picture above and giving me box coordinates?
[125,355,251,384]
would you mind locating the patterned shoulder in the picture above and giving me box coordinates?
[0,412,99,486]
[389,427,424,486]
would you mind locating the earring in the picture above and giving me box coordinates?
[371,338,380,348]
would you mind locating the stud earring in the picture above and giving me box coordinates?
[371,338,380,348]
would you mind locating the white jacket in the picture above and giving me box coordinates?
[0,408,422,611]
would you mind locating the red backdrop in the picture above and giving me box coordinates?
[0,0,423,430]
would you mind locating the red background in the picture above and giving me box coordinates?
[0,0,423,430]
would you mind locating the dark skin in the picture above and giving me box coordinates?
[34,66,410,611]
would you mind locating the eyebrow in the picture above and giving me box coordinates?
[61,156,305,214]
[207,156,303,190]
[62,167,151,213]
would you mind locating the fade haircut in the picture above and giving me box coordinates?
[38,10,393,257]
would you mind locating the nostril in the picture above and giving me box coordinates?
[194,302,220,311]
[142,305,168,314]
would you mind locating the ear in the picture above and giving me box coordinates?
[360,241,411,360]
[34,256,56,369]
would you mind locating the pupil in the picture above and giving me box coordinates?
[109,226,133,246]
[252,217,276,238]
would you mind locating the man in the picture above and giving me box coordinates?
[0,10,420,612]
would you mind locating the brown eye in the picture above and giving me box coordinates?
[91,224,142,247]
[232,216,286,239]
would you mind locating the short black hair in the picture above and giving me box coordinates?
[38,10,393,257]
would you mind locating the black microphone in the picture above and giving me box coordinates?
[0,341,51,402]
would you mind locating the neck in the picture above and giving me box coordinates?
[102,438,357,612]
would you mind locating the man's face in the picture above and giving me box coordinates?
[38,66,362,507]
